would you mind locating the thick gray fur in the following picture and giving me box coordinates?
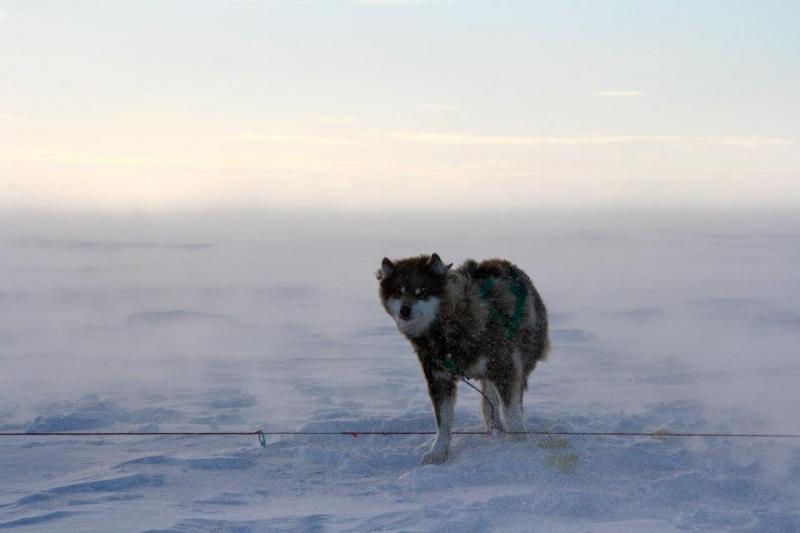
[377,254,550,464]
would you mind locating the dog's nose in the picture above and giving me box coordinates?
[400,305,412,320]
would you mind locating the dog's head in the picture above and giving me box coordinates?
[376,253,452,338]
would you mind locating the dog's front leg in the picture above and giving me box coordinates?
[422,372,456,465]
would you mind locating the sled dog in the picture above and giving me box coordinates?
[377,253,549,464]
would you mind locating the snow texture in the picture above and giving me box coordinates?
[1,211,799,532]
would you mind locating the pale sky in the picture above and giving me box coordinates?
[1,0,798,211]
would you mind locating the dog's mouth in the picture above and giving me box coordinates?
[389,296,440,336]
[397,314,432,336]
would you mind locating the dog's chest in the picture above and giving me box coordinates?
[427,353,488,381]
[463,357,489,379]
[415,329,489,379]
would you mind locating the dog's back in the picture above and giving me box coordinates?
[459,258,549,377]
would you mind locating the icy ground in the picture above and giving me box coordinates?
[1,211,800,532]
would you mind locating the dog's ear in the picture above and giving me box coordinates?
[428,253,452,275]
[377,257,394,280]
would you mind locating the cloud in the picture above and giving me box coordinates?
[313,116,359,124]
[377,131,791,147]
[595,90,644,97]
[227,133,368,146]
[420,103,460,111]
[349,0,451,4]
[225,130,790,149]
[0,149,204,169]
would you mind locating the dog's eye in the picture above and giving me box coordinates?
[415,288,426,297]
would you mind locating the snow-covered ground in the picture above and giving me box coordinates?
[1,210,799,532]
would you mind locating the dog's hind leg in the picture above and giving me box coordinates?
[480,380,501,435]
[496,352,527,439]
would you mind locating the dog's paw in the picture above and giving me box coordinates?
[484,425,502,437]
[421,449,448,465]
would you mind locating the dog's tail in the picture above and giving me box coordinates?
[532,275,550,359]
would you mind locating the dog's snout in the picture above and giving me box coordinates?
[400,305,412,320]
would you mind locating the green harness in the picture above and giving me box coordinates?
[438,267,529,375]
[478,267,528,339]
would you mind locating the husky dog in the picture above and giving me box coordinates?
[377,253,549,464]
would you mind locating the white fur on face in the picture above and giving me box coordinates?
[386,296,441,337]
[386,297,402,318]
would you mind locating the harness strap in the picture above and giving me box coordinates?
[478,267,528,339]
[441,356,461,374]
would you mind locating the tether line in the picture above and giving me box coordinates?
[3,379,799,443]
[1,430,799,438]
